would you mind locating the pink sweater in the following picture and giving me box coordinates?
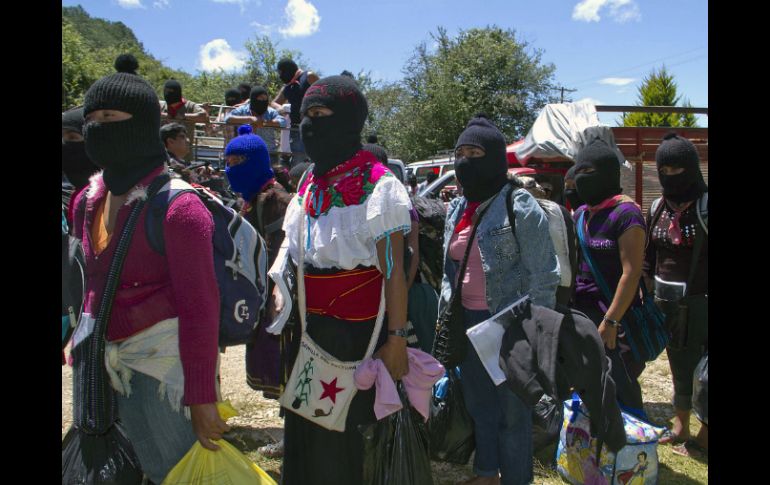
[73,167,220,405]
[448,225,489,311]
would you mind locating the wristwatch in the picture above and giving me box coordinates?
[388,328,409,338]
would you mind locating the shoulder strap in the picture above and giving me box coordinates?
[506,184,519,246]
[78,173,169,433]
[576,210,615,304]
[451,201,490,302]
[696,192,708,235]
[645,197,666,250]
[145,179,199,255]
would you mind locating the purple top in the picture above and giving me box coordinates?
[573,203,645,316]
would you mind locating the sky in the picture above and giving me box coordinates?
[62,0,708,127]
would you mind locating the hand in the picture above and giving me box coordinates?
[190,403,231,451]
[598,320,618,350]
[374,336,409,380]
[267,286,284,321]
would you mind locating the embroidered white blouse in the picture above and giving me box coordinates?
[283,175,412,271]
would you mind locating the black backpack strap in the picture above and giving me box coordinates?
[696,192,708,235]
[645,197,666,251]
[505,184,519,246]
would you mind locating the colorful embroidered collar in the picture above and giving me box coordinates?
[299,150,391,218]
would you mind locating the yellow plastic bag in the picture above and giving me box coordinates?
[162,401,277,485]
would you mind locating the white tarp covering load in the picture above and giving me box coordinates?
[512,101,626,166]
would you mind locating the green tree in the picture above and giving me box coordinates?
[622,66,698,127]
[243,35,314,99]
[378,26,558,162]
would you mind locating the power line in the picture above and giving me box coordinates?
[549,85,577,103]
[566,46,707,88]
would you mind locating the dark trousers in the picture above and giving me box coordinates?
[664,295,708,410]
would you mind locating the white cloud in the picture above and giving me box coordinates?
[153,0,170,8]
[199,39,247,72]
[572,0,641,23]
[251,21,278,35]
[598,77,636,86]
[212,0,260,14]
[117,0,146,9]
[577,97,604,106]
[279,0,321,38]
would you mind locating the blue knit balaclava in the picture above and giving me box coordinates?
[224,125,274,202]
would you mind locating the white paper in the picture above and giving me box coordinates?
[71,313,95,349]
[466,295,531,386]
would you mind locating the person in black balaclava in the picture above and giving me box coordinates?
[299,75,368,176]
[563,164,584,212]
[277,59,299,85]
[161,79,208,122]
[62,106,99,190]
[224,88,240,107]
[249,86,270,115]
[453,114,509,201]
[83,73,168,195]
[655,132,707,204]
[646,134,709,454]
[272,59,319,165]
[163,79,183,105]
[238,83,252,104]
[573,138,622,207]
[441,114,559,485]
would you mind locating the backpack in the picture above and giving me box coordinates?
[410,195,447,292]
[145,178,269,347]
[649,192,708,236]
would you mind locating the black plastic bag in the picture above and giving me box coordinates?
[428,369,475,464]
[532,394,562,451]
[62,423,143,485]
[360,383,433,485]
[692,353,708,425]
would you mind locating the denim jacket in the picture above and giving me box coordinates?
[439,183,560,315]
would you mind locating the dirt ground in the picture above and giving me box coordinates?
[62,345,706,484]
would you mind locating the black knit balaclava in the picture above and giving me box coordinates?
[83,72,167,195]
[362,143,388,165]
[225,88,240,107]
[574,138,622,206]
[277,59,299,84]
[563,165,585,209]
[62,106,99,190]
[454,115,508,202]
[655,133,707,204]
[238,83,252,103]
[249,86,269,115]
[163,80,183,105]
[300,75,368,177]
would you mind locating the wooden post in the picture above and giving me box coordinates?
[635,158,644,208]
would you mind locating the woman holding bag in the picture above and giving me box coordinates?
[438,115,559,485]
[276,76,412,485]
[572,138,649,413]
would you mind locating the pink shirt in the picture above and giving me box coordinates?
[448,225,489,311]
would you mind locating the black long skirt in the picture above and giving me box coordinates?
[281,312,387,485]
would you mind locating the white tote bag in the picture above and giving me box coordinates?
[280,198,385,432]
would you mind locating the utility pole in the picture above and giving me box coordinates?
[549,85,577,103]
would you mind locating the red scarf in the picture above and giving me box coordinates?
[664,199,694,245]
[167,98,187,119]
[454,201,481,234]
[587,194,639,215]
